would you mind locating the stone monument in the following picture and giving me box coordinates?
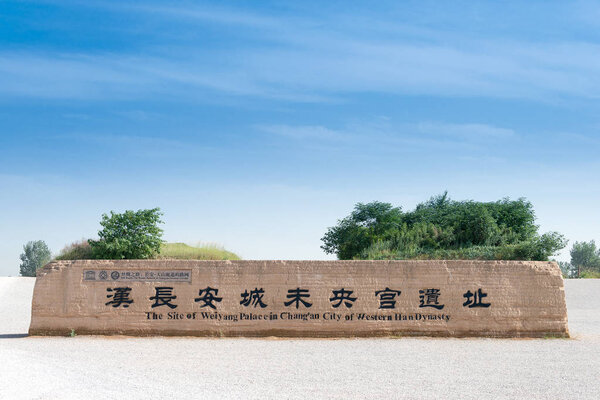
[29,260,569,337]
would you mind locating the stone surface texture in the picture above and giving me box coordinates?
[29,260,569,338]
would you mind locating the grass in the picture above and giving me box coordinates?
[580,270,600,279]
[53,240,240,260]
[54,240,93,260]
[543,333,569,339]
[157,242,240,260]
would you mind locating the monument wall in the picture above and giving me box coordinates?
[29,260,569,338]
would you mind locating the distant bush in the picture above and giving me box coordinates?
[158,242,240,260]
[568,241,600,278]
[557,261,576,278]
[322,193,567,261]
[362,238,565,261]
[570,241,600,268]
[89,208,164,259]
[580,270,600,279]
[55,240,93,260]
[19,240,52,276]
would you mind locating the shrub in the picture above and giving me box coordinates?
[323,193,567,261]
[55,240,93,260]
[570,241,600,276]
[361,241,567,261]
[557,261,576,278]
[580,270,600,279]
[89,208,164,259]
[19,240,52,276]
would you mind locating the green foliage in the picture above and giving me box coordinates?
[570,241,600,269]
[322,193,567,261]
[569,241,600,277]
[88,208,164,259]
[55,240,93,260]
[580,270,600,279]
[158,243,240,260]
[362,239,566,261]
[19,240,52,277]
[557,261,576,278]
[321,201,403,260]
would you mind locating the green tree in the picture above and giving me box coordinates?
[557,261,576,279]
[19,240,52,277]
[570,241,600,278]
[321,201,403,260]
[89,208,164,259]
[321,193,566,261]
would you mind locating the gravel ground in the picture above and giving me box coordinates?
[0,278,599,399]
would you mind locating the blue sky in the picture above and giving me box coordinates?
[1,0,599,275]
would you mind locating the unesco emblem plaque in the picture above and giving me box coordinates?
[83,269,191,283]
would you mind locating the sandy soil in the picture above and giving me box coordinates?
[0,277,598,399]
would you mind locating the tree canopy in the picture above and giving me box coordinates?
[89,208,164,259]
[321,193,566,261]
[570,241,600,277]
[19,240,52,276]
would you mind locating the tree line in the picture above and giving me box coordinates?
[320,193,599,277]
[18,194,600,278]
[19,208,164,276]
[321,192,566,261]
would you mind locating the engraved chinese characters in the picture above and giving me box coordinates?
[103,286,492,310]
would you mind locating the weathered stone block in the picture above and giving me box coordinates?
[29,260,569,338]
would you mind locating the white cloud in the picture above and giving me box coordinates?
[258,125,348,141]
[128,3,281,29]
[2,3,600,102]
[417,122,515,139]
[258,121,516,149]
[53,133,213,158]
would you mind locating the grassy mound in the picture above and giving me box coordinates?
[55,240,93,260]
[158,243,240,260]
[54,240,240,260]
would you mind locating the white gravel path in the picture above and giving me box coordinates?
[0,277,599,399]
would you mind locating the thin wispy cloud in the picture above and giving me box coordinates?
[33,0,282,29]
[127,3,281,29]
[2,42,597,102]
[2,2,600,102]
[417,122,516,139]
[258,121,517,155]
[554,132,600,146]
[0,52,333,102]
[54,133,213,158]
[259,125,348,141]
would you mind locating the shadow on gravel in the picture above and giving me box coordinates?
[0,334,28,339]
